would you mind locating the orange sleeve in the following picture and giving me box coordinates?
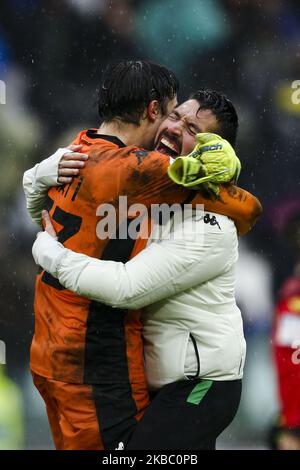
[126,149,189,206]
[125,150,262,235]
[83,145,262,236]
[192,184,263,236]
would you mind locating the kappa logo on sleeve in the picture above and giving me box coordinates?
[195,213,221,230]
[204,213,221,229]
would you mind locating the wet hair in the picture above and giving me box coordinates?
[190,89,239,147]
[98,60,179,125]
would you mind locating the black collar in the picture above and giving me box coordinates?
[86,130,126,148]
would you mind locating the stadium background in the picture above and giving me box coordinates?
[0,0,299,449]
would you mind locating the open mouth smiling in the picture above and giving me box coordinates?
[156,136,180,157]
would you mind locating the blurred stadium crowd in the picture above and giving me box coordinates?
[0,0,299,449]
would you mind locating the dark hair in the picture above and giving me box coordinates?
[190,89,239,147]
[98,60,179,125]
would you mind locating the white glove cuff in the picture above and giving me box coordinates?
[32,231,66,278]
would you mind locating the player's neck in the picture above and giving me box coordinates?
[97,121,150,148]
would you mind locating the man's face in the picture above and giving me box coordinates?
[155,99,219,157]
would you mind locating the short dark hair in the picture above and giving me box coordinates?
[190,90,239,147]
[98,60,179,125]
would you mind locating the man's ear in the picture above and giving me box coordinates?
[147,100,161,122]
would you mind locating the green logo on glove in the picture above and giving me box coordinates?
[200,143,223,152]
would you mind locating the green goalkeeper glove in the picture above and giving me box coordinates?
[167,133,241,196]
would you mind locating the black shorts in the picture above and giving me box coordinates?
[126,378,242,450]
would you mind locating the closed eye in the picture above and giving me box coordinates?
[187,124,198,135]
[168,111,180,121]
[186,122,201,136]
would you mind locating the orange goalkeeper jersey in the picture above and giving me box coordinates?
[31,129,262,386]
